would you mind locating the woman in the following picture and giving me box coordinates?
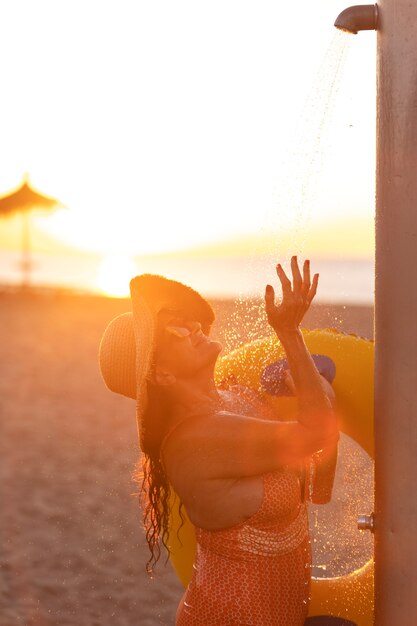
[99,257,339,626]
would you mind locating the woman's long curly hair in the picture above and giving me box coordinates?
[134,379,184,575]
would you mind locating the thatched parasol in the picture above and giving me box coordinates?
[0,176,65,287]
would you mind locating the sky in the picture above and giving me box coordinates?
[0,1,377,294]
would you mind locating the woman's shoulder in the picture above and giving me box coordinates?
[219,386,278,421]
[162,388,277,454]
[160,407,249,476]
[161,408,240,455]
[161,413,208,454]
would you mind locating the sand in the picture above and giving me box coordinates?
[0,290,374,626]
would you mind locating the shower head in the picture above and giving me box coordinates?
[334,4,378,34]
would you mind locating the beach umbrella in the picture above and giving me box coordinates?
[0,177,65,288]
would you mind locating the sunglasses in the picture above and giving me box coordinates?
[165,325,193,339]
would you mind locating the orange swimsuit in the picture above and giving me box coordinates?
[164,388,327,625]
[176,469,311,626]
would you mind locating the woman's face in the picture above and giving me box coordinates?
[154,309,222,381]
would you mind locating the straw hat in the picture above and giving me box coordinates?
[99,274,215,447]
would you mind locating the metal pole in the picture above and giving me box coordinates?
[375,0,417,622]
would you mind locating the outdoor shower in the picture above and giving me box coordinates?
[333,2,417,625]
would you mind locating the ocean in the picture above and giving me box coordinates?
[0,250,374,304]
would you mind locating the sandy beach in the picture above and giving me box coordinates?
[0,290,374,626]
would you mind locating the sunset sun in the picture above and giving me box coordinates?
[96,254,138,298]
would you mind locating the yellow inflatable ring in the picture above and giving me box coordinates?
[167,328,374,625]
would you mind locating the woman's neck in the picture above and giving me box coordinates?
[169,374,221,422]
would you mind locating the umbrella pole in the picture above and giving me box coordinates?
[20,211,32,289]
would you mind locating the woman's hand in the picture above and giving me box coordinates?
[264,256,318,336]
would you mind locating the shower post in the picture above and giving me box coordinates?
[375,0,417,623]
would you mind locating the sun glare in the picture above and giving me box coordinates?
[97,254,138,298]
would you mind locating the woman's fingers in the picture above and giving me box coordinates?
[275,258,317,306]
[267,260,318,332]
[306,273,319,304]
[291,256,303,294]
[276,264,292,296]
[264,283,276,309]
[301,260,311,298]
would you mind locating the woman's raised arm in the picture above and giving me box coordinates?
[164,258,339,480]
